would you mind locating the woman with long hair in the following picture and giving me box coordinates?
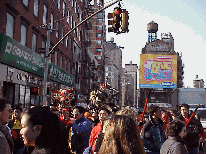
[20,106,70,154]
[98,114,145,154]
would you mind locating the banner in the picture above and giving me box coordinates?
[139,54,177,88]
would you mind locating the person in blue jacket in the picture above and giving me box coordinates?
[71,106,92,154]
[141,105,166,154]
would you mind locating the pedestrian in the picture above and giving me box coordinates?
[59,108,71,127]
[88,105,111,154]
[178,103,202,154]
[20,106,70,154]
[0,97,14,154]
[8,106,24,154]
[98,114,145,154]
[160,120,188,154]
[141,105,166,154]
[71,105,92,154]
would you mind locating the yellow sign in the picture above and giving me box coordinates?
[139,54,177,88]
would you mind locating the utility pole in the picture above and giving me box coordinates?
[43,24,51,105]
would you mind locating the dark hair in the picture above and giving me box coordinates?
[166,120,185,137]
[146,105,160,116]
[100,105,112,115]
[0,97,11,112]
[14,106,23,113]
[74,105,85,114]
[22,106,68,153]
[180,103,189,110]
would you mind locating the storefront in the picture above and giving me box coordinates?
[0,33,74,108]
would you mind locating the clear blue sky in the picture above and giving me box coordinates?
[104,0,206,88]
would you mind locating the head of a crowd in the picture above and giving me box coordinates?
[20,106,64,152]
[0,97,12,125]
[73,105,85,120]
[180,103,190,118]
[166,119,186,139]
[146,104,161,119]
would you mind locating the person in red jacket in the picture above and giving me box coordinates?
[59,108,71,127]
[88,105,112,154]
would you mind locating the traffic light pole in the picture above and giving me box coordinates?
[43,24,51,105]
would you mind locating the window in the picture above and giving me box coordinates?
[57,0,60,11]
[56,19,59,38]
[96,33,102,38]
[51,13,54,30]
[23,0,29,7]
[21,24,27,46]
[61,27,64,44]
[71,16,73,29]
[108,67,111,71]
[97,18,103,23]
[60,54,63,68]
[32,33,37,52]
[65,58,67,71]
[96,48,102,53]
[41,40,46,58]
[34,0,39,17]
[63,2,66,17]
[67,10,69,23]
[97,26,102,31]
[66,36,68,48]
[6,13,14,38]
[43,5,47,25]
[55,52,57,65]
[97,12,102,18]
[96,40,102,45]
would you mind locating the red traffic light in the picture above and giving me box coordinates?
[32,87,38,93]
[30,87,39,95]
[115,9,121,15]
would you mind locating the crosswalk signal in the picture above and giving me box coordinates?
[108,13,114,32]
[30,87,39,95]
[121,9,129,33]
[113,7,122,33]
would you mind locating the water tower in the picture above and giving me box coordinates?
[147,21,158,42]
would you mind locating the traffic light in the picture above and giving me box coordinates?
[30,87,39,95]
[112,7,122,33]
[108,13,114,32]
[121,9,129,33]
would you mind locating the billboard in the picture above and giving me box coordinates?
[139,54,177,88]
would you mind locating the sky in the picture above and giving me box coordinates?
[104,0,206,88]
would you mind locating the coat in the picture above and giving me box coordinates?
[178,114,202,148]
[141,115,166,153]
[89,122,102,154]
[0,123,14,154]
[71,116,92,154]
[160,136,188,154]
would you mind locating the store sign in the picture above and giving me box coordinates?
[49,63,74,87]
[0,33,45,77]
[139,54,177,88]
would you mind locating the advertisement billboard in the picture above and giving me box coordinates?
[139,54,177,88]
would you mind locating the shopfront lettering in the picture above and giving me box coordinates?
[5,42,44,68]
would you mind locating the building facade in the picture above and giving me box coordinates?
[193,75,205,88]
[0,0,95,107]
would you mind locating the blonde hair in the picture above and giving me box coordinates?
[98,115,145,154]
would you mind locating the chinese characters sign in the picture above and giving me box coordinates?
[139,54,177,88]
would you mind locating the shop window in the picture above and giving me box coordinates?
[34,0,39,17]
[6,13,14,38]
[20,24,27,46]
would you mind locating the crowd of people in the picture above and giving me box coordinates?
[0,97,205,154]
